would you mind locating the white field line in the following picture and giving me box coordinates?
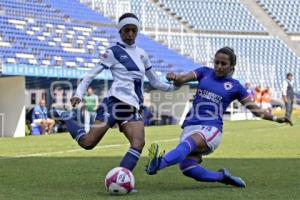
[0,138,179,160]
[1,124,297,160]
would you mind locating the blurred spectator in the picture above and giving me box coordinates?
[282,73,294,120]
[32,99,55,134]
[83,87,99,132]
[254,85,262,108]
[261,87,272,114]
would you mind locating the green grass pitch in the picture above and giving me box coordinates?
[0,115,299,200]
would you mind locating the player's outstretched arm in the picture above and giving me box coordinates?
[166,71,197,87]
[145,68,178,92]
[240,97,293,126]
[71,65,104,107]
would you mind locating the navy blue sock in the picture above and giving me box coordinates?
[159,137,197,170]
[179,159,223,182]
[65,119,86,142]
[120,147,141,171]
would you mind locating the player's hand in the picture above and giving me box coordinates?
[70,96,81,108]
[166,72,177,82]
[275,117,293,126]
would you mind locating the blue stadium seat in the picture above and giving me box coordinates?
[258,0,300,34]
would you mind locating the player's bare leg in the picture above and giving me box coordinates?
[77,120,110,149]
[52,110,110,149]
[122,120,145,151]
[120,120,145,171]
[47,119,55,134]
[40,120,47,135]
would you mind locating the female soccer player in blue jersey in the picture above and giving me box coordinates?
[54,13,177,173]
[145,47,292,187]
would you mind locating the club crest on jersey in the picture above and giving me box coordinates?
[120,55,128,60]
[101,51,108,59]
[224,82,233,90]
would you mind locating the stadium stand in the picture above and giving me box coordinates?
[79,0,300,92]
[43,0,112,24]
[80,0,182,30]
[158,0,266,33]
[0,0,299,137]
[156,33,300,90]
[130,0,181,30]
[257,0,300,34]
[0,0,298,89]
[0,0,199,76]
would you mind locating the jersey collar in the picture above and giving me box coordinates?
[117,41,136,49]
[213,71,233,80]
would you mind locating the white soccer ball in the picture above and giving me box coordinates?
[105,167,135,195]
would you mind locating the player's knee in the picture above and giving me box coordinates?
[79,139,96,150]
[131,138,145,150]
[179,159,197,172]
[82,144,95,150]
[179,162,185,171]
[179,159,189,171]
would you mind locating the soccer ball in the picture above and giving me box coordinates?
[105,167,135,195]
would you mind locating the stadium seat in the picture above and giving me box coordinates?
[257,0,300,34]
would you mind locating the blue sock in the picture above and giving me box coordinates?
[159,137,197,170]
[65,119,86,142]
[179,159,223,182]
[120,147,141,171]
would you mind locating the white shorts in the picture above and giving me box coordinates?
[33,119,53,125]
[180,125,222,154]
[261,102,271,109]
[33,119,43,125]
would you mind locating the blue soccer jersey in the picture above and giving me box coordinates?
[182,67,249,132]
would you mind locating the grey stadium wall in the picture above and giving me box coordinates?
[0,76,26,137]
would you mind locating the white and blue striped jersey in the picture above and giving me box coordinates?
[75,41,176,109]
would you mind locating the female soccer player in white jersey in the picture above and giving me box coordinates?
[145,47,292,187]
[54,13,177,173]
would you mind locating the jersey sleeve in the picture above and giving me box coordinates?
[142,51,152,71]
[235,82,250,101]
[193,67,207,81]
[99,49,115,69]
[75,65,105,99]
[145,68,178,91]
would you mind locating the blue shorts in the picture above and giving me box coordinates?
[95,96,143,128]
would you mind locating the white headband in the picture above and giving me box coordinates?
[117,17,140,31]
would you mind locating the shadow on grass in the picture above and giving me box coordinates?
[0,157,299,200]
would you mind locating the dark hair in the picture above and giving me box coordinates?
[118,13,139,22]
[215,47,236,66]
[286,72,293,78]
